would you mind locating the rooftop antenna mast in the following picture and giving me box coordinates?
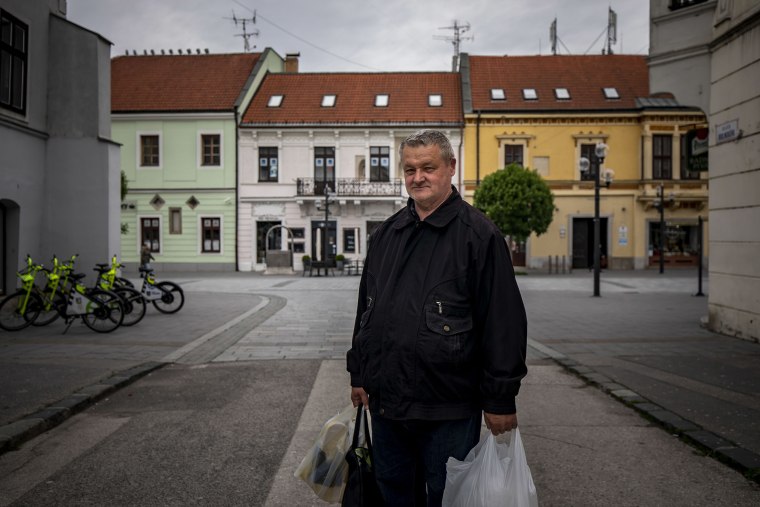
[550,18,557,55]
[434,20,473,71]
[225,10,259,52]
[606,8,617,55]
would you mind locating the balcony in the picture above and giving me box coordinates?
[296,178,403,197]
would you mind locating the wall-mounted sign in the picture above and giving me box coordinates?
[716,119,739,145]
[618,225,628,246]
[686,128,709,172]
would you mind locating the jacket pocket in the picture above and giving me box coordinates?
[424,303,473,360]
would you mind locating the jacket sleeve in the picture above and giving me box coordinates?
[473,231,528,414]
[346,261,368,387]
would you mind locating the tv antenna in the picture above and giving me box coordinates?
[434,20,473,71]
[225,10,259,52]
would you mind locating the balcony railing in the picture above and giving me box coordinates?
[297,178,403,197]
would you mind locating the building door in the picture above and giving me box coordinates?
[256,221,281,263]
[572,218,608,269]
[311,220,337,262]
[314,147,336,196]
[0,199,20,296]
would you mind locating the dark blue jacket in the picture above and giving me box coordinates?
[347,187,527,420]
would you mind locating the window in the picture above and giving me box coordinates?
[321,94,336,107]
[580,144,600,181]
[200,133,221,166]
[201,217,221,253]
[554,88,570,100]
[369,146,390,182]
[169,208,182,234]
[428,94,442,107]
[140,134,160,167]
[490,88,505,101]
[680,135,701,180]
[522,88,538,100]
[653,135,673,179]
[267,95,283,107]
[670,0,708,10]
[504,145,524,167]
[603,87,620,99]
[291,227,305,254]
[374,94,389,107]
[259,147,278,182]
[0,9,28,115]
[141,217,161,253]
[343,228,358,254]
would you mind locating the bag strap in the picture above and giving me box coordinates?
[351,405,373,454]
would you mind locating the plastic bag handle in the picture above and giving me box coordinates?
[350,405,373,454]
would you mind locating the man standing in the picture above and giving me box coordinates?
[347,130,528,506]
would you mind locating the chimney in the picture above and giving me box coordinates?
[285,52,300,73]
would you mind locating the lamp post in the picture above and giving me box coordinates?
[654,184,674,274]
[323,184,333,270]
[580,142,612,297]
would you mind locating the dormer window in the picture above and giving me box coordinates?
[267,95,283,107]
[428,94,442,107]
[603,87,620,99]
[554,88,570,100]
[490,88,506,101]
[522,88,538,100]
[321,94,336,107]
[375,94,389,107]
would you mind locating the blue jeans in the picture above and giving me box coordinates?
[371,412,481,507]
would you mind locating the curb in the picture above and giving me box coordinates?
[0,361,166,456]
[548,355,760,483]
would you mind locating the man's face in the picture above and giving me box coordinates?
[402,144,456,213]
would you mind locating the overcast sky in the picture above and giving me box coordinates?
[67,0,650,72]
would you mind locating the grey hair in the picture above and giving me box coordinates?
[399,129,455,163]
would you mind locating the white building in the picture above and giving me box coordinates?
[237,67,464,272]
[650,0,760,341]
[0,0,119,292]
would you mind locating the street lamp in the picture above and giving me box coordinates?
[322,184,334,268]
[579,142,612,297]
[654,184,675,274]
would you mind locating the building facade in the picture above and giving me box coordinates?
[650,0,760,342]
[238,70,463,272]
[112,49,284,271]
[460,53,708,271]
[0,0,118,293]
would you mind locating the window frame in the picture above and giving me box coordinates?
[0,9,28,116]
[580,143,601,181]
[653,134,673,180]
[198,131,223,168]
[369,146,391,182]
[267,95,283,107]
[504,144,524,168]
[199,215,223,254]
[137,131,162,169]
[139,215,162,254]
[258,146,279,182]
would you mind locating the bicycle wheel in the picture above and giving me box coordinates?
[152,282,184,314]
[113,286,146,326]
[32,290,66,327]
[82,289,124,333]
[0,291,41,331]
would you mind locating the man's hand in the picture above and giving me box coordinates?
[351,387,369,409]
[484,412,518,436]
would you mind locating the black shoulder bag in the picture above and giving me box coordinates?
[341,406,383,507]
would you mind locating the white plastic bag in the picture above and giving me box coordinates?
[294,403,356,503]
[442,428,538,507]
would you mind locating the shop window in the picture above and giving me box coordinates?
[141,217,161,252]
[201,217,221,253]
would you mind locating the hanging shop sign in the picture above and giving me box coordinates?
[686,127,709,172]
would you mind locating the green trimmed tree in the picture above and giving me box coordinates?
[473,164,555,242]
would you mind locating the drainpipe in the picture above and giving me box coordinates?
[234,109,240,272]
[457,125,464,193]
[476,111,481,186]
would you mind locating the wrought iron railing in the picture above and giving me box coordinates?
[296,178,403,197]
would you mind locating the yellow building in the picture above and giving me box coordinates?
[460,54,708,270]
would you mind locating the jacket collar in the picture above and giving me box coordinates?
[393,186,462,229]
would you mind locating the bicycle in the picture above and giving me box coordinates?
[0,256,45,331]
[32,254,77,327]
[138,267,185,314]
[93,255,146,327]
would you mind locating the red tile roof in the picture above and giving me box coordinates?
[241,72,462,125]
[111,53,262,112]
[467,54,649,112]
